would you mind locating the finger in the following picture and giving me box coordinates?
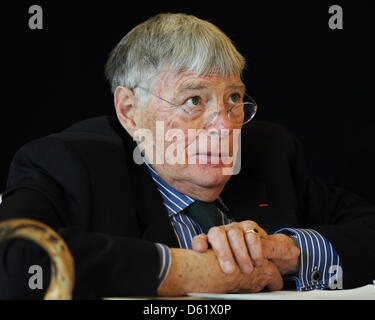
[244,231,265,267]
[265,262,283,291]
[207,226,237,274]
[192,233,209,252]
[240,221,267,237]
[227,228,254,274]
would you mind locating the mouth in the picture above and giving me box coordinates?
[194,152,233,166]
[195,151,232,157]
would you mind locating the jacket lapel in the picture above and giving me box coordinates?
[124,139,179,247]
[221,177,299,233]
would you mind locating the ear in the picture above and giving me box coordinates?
[114,86,138,137]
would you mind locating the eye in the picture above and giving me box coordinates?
[185,96,201,107]
[229,93,242,104]
[181,96,205,117]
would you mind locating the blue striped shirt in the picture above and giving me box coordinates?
[276,228,342,290]
[145,162,343,291]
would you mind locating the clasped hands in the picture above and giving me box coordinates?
[192,220,300,292]
[157,220,301,296]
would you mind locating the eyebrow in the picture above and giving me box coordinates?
[179,83,208,92]
[179,82,245,92]
[227,84,246,91]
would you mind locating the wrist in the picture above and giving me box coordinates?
[287,234,300,274]
[268,233,300,275]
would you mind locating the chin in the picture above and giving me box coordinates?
[187,164,232,188]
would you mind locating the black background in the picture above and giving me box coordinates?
[1,1,373,192]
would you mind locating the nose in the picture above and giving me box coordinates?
[206,108,234,136]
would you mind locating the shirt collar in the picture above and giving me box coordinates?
[144,160,195,216]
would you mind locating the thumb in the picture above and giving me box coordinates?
[192,233,209,252]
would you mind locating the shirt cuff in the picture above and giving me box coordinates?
[154,243,172,288]
[275,228,343,291]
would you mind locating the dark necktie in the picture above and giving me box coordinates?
[185,200,223,234]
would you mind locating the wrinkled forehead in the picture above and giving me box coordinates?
[152,69,245,96]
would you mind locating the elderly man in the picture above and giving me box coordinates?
[0,13,374,299]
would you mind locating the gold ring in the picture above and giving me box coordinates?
[245,228,259,235]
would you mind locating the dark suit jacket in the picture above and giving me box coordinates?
[334,126,375,205]
[0,116,374,299]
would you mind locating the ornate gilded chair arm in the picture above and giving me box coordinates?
[0,219,75,300]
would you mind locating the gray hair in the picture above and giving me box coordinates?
[105,13,246,97]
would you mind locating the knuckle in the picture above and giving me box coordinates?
[227,227,242,238]
[234,248,249,261]
[227,222,239,228]
[193,233,204,241]
[241,220,255,228]
[208,226,223,238]
[216,248,229,260]
[238,256,252,269]
[245,233,261,247]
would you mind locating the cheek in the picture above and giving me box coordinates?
[134,107,153,131]
[160,112,190,149]
[135,102,167,134]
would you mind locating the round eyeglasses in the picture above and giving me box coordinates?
[133,85,258,128]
